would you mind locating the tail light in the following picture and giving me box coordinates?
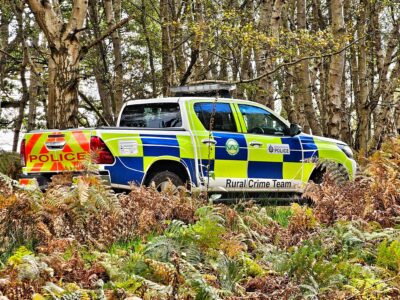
[90,136,115,164]
[20,139,26,167]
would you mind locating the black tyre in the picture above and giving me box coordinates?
[310,169,325,184]
[147,170,184,193]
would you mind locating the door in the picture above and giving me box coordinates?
[234,103,305,191]
[191,101,248,191]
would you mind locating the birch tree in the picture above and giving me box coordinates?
[326,0,346,139]
[104,0,123,116]
[256,0,286,110]
[27,0,90,129]
[295,0,322,135]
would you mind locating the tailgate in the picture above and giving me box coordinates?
[23,130,92,173]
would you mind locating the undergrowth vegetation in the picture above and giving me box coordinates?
[0,139,399,299]
[305,138,400,227]
[0,152,20,179]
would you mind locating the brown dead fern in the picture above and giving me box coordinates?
[304,138,400,227]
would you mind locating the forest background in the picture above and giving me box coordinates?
[0,0,399,155]
[1,1,400,299]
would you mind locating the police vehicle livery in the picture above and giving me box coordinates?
[19,95,357,194]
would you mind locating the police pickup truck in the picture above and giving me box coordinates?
[19,84,356,196]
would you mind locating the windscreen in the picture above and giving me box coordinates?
[119,103,182,128]
[239,104,288,135]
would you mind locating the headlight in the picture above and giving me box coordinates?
[338,144,353,159]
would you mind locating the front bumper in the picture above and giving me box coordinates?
[349,159,358,180]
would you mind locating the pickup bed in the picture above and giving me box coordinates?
[19,97,357,194]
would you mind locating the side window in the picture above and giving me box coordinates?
[238,104,287,135]
[120,103,182,128]
[194,103,237,132]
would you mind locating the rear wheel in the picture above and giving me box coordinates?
[147,170,184,193]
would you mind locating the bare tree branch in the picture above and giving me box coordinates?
[126,1,161,24]
[78,91,110,126]
[82,14,136,53]
[172,33,194,51]
[234,36,366,84]
[26,0,61,46]
[63,0,89,41]
[180,49,200,86]
[0,49,19,61]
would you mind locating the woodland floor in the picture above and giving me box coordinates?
[0,139,399,300]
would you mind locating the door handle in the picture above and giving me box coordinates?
[201,139,217,145]
[249,141,263,147]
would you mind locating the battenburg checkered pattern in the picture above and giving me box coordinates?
[21,98,355,191]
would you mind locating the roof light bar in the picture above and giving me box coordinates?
[171,81,236,98]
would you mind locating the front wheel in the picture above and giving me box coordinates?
[147,170,184,193]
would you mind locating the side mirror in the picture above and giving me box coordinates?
[289,123,302,136]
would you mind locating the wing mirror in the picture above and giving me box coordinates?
[289,123,302,136]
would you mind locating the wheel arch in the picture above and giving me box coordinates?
[308,159,351,184]
[142,158,192,186]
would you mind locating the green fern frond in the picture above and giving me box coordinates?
[131,274,172,295]
[16,254,54,281]
[144,236,179,262]
[7,246,33,266]
[195,206,225,224]
[42,282,66,298]
[184,243,203,266]
[60,291,84,300]
[216,254,244,293]
[376,239,400,272]
[179,258,222,300]
[165,219,187,237]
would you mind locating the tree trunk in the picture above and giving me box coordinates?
[326,0,346,139]
[27,34,43,132]
[311,0,326,30]
[368,59,400,153]
[281,66,297,124]
[28,0,89,129]
[141,0,157,97]
[310,62,325,132]
[340,66,352,144]
[354,1,369,152]
[294,64,309,133]
[27,72,40,132]
[0,5,11,90]
[237,0,254,99]
[46,42,81,129]
[13,53,28,152]
[104,0,123,115]
[88,0,115,125]
[12,2,29,152]
[256,0,286,110]
[219,59,228,81]
[296,0,322,135]
[161,0,172,96]
[279,2,297,123]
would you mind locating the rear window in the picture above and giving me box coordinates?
[119,103,182,128]
[194,102,237,132]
